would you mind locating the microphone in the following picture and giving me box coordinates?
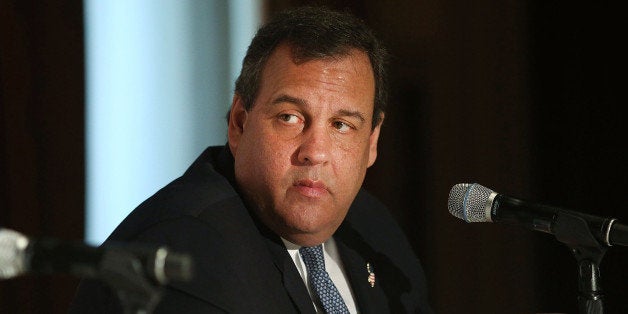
[447,183,628,247]
[0,228,193,283]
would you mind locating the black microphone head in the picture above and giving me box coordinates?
[0,228,30,279]
[448,183,495,222]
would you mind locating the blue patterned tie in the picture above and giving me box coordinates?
[299,245,350,314]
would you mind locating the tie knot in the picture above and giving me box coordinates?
[299,245,325,270]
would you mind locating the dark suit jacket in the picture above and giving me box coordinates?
[69,146,432,313]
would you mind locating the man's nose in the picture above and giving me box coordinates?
[296,126,331,165]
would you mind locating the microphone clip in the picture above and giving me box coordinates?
[99,248,164,314]
[553,211,608,314]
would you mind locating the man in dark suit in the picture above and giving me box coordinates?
[70,6,432,314]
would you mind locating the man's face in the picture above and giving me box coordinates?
[228,44,382,246]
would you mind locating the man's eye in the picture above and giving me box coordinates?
[278,114,300,124]
[332,121,352,133]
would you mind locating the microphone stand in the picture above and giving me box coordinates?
[553,212,609,314]
[99,249,164,314]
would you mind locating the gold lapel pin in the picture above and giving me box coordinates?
[366,262,376,288]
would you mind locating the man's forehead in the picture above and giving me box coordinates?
[252,43,376,116]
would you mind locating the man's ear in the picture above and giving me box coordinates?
[227,94,248,155]
[367,112,385,167]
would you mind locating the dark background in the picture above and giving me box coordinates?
[1,0,626,313]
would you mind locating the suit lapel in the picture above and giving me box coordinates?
[335,225,390,314]
[263,234,317,314]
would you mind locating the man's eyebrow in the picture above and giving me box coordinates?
[337,109,366,123]
[271,94,308,107]
[272,94,367,123]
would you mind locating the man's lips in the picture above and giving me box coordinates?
[292,179,328,198]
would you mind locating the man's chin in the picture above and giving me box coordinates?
[277,220,339,246]
[281,232,332,247]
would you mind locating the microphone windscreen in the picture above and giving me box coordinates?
[0,228,29,279]
[448,183,494,222]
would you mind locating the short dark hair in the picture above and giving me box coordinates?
[234,6,388,129]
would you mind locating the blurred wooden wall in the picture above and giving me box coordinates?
[2,0,626,313]
[1,1,84,313]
